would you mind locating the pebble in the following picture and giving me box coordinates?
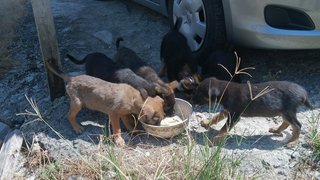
[93,30,113,46]
[315,171,320,180]
[291,151,300,159]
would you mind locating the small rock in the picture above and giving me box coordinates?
[261,160,271,169]
[291,151,300,159]
[277,170,286,176]
[26,176,35,180]
[68,176,84,180]
[144,44,151,49]
[315,171,320,180]
[105,171,117,179]
[61,27,71,33]
[25,76,34,83]
[0,122,11,144]
[273,164,280,168]
[93,30,113,46]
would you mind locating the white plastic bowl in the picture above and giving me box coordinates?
[141,98,193,139]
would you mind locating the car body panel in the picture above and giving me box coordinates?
[133,0,320,49]
[132,0,168,16]
[222,0,320,49]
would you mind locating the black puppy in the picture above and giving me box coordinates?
[159,17,198,81]
[114,38,177,115]
[66,52,157,98]
[192,77,313,147]
[67,52,117,82]
[201,50,242,83]
[113,38,147,72]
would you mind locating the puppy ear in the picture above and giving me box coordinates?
[154,83,163,94]
[158,61,166,77]
[139,88,148,99]
[192,74,201,85]
[139,108,154,124]
[167,80,179,90]
[155,96,164,104]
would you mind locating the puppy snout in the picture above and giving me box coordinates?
[190,94,206,105]
[164,106,174,116]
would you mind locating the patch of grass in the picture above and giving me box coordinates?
[39,162,62,180]
[195,140,227,179]
[308,112,320,162]
[292,111,320,179]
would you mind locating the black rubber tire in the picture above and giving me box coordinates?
[168,0,226,65]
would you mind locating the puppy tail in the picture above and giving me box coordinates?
[304,98,314,110]
[45,62,70,81]
[174,17,183,30]
[116,37,124,50]
[66,54,86,65]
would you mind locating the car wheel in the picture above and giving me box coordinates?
[168,0,226,65]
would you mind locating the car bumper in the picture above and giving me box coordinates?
[222,0,320,49]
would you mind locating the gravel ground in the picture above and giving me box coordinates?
[1,0,320,179]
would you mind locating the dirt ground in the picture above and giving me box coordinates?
[0,0,26,77]
[1,0,320,179]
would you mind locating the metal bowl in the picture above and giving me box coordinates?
[141,98,193,139]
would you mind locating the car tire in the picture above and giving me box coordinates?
[168,0,226,65]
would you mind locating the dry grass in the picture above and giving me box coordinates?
[0,0,26,77]
[18,96,241,180]
[27,141,233,180]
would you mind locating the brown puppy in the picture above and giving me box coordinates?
[135,65,178,114]
[114,37,178,115]
[46,62,165,146]
[191,77,313,147]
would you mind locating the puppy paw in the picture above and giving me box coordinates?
[268,128,283,136]
[73,124,84,134]
[129,130,144,136]
[200,119,211,128]
[285,141,298,149]
[212,136,226,146]
[113,136,126,147]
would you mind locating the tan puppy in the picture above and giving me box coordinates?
[46,63,165,146]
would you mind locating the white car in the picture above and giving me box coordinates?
[133,0,320,60]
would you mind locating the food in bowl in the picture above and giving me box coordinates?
[141,98,193,138]
[160,115,182,126]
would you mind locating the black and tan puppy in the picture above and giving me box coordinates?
[201,50,242,83]
[175,74,202,100]
[177,50,244,98]
[114,37,177,115]
[159,17,198,81]
[192,77,313,147]
[67,53,157,98]
[46,62,165,146]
